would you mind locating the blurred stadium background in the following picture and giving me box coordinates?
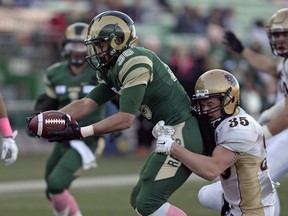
[0,0,288,215]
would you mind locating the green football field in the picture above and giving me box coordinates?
[0,153,287,216]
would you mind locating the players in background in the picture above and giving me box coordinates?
[37,11,216,216]
[31,22,105,216]
[197,8,288,216]
[153,69,276,216]
[0,94,18,165]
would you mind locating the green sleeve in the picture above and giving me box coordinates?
[86,83,116,106]
[119,84,146,115]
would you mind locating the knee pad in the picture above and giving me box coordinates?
[198,181,223,212]
[134,196,161,216]
[136,203,155,216]
[46,175,65,194]
[130,184,140,210]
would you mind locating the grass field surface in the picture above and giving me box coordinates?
[0,153,287,215]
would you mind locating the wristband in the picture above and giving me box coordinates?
[80,125,94,138]
[262,125,272,140]
[0,117,13,137]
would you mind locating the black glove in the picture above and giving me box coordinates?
[224,31,244,54]
[48,115,82,142]
[26,112,41,137]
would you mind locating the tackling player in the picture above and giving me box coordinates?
[153,69,276,216]
[197,8,288,216]
[32,22,105,216]
[39,11,216,216]
[0,94,18,165]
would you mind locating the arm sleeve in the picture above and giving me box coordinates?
[86,83,116,106]
[119,84,146,115]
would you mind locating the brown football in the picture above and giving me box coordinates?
[28,110,76,139]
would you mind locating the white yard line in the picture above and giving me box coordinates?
[0,174,204,193]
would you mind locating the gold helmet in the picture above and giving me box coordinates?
[62,22,89,66]
[85,11,138,72]
[192,69,240,120]
[266,8,288,57]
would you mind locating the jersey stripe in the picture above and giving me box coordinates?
[118,55,152,82]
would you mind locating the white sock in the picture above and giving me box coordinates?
[149,202,187,216]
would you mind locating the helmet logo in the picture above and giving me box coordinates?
[109,18,131,50]
[91,16,131,51]
[225,74,237,87]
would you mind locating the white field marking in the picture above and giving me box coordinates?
[0,174,204,194]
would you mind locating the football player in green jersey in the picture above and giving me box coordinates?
[42,11,214,216]
[33,22,105,216]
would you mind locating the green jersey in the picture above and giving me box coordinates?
[44,61,105,126]
[88,47,192,125]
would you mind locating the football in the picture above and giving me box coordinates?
[28,110,76,139]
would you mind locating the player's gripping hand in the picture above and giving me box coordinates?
[155,133,175,155]
[152,120,175,139]
[48,115,82,142]
[153,121,176,155]
[224,31,244,54]
[1,130,18,165]
[26,112,40,137]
